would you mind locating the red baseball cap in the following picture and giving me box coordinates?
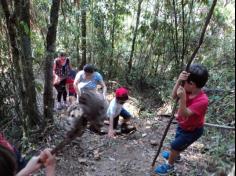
[115,87,128,100]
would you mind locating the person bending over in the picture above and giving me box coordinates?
[73,64,107,101]
[107,87,136,138]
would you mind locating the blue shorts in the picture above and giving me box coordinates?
[69,92,77,97]
[171,126,204,151]
[113,108,131,129]
[119,108,132,120]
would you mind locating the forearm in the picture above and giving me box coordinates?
[45,166,56,176]
[102,85,107,98]
[73,81,78,93]
[16,168,31,176]
[178,97,191,117]
[109,118,114,131]
[172,79,181,99]
[99,81,107,98]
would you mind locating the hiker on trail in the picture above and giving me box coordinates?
[0,144,56,176]
[107,87,136,138]
[66,68,77,105]
[73,64,107,101]
[53,52,71,110]
[154,64,209,175]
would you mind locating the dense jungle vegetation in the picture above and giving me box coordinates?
[0,0,235,175]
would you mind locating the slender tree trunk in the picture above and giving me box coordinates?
[108,0,117,79]
[185,0,194,58]
[76,37,80,70]
[172,0,179,67]
[181,0,186,67]
[76,7,81,69]
[79,2,87,70]
[43,0,61,123]
[128,0,143,74]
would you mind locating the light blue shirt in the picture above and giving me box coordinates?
[74,70,103,92]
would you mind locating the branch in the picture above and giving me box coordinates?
[204,123,235,130]
[155,115,235,130]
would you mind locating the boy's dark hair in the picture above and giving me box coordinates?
[83,64,95,73]
[187,64,209,88]
[0,145,17,176]
[69,70,77,79]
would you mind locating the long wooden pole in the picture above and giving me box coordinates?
[151,0,218,168]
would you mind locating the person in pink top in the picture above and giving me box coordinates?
[155,64,209,175]
[53,52,71,110]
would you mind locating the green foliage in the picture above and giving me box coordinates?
[200,128,235,174]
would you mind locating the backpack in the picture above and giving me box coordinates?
[55,57,71,79]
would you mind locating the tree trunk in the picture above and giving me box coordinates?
[108,0,117,79]
[172,0,179,67]
[16,0,41,127]
[79,3,87,70]
[128,0,143,74]
[1,0,37,135]
[43,0,61,123]
[181,0,186,67]
[76,7,81,69]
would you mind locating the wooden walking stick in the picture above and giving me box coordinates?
[151,0,218,168]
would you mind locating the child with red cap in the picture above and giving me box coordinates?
[107,87,136,138]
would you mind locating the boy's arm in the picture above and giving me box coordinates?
[107,102,116,138]
[66,82,69,93]
[73,73,80,94]
[108,117,115,138]
[172,79,181,99]
[100,80,107,100]
[96,73,107,99]
[172,71,190,99]
[177,86,194,117]
[52,60,57,77]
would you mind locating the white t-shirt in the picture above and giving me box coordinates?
[107,98,123,119]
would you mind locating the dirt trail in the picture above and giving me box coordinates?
[38,96,210,176]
